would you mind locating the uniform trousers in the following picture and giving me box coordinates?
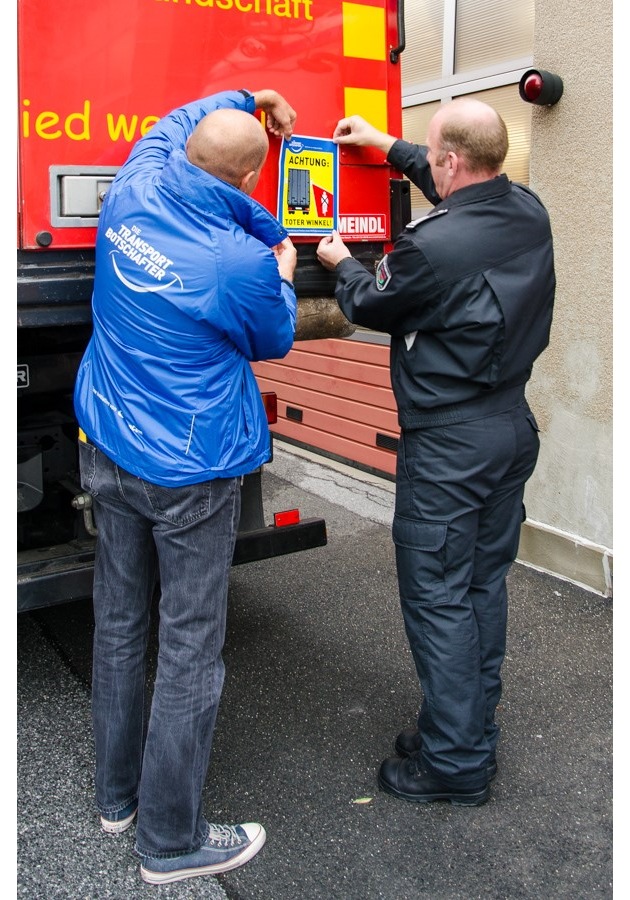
[392,399,540,789]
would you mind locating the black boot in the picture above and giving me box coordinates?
[379,755,489,806]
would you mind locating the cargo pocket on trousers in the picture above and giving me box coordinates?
[392,514,449,606]
[526,410,540,433]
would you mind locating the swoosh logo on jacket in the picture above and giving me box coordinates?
[110,252,184,293]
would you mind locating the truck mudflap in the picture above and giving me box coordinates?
[17,517,328,614]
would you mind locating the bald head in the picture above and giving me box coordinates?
[431,98,509,176]
[186,108,269,193]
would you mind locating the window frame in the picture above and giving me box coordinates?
[349,1,535,346]
[402,0,533,106]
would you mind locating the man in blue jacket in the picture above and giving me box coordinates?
[74,88,297,884]
[317,100,555,808]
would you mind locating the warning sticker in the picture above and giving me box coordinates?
[277,135,338,236]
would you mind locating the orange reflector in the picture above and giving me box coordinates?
[261,391,278,424]
[274,508,301,527]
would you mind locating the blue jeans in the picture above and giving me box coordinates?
[79,441,241,858]
[392,401,540,789]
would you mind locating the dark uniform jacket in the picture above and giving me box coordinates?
[334,139,555,430]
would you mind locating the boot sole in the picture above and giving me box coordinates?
[378,773,490,806]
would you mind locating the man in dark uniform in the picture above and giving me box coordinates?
[317,99,555,806]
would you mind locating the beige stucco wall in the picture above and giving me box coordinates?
[518,0,613,594]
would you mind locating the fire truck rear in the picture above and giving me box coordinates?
[17,0,408,612]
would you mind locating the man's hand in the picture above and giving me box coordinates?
[273,237,297,283]
[332,115,396,155]
[253,90,297,139]
[316,231,352,271]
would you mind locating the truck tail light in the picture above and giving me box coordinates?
[261,391,277,424]
[274,509,301,527]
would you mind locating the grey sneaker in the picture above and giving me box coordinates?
[140,822,266,885]
[101,800,138,834]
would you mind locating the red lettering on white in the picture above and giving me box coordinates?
[338,215,387,237]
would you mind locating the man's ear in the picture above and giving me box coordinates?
[239,169,260,195]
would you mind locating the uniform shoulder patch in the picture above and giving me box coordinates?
[376,255,392,291]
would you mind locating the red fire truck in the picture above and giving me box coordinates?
[17,0,409,611]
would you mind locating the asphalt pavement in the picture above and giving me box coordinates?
[16,441,614,898]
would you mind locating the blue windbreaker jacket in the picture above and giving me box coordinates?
[74,90,297,486]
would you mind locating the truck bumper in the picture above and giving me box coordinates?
[17,518,328,613]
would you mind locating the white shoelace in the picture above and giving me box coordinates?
[207,824,244,847]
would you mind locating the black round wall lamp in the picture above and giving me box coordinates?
[518,69,564,106]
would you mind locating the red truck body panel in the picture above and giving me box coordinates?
[18,0,403,251]
[17,0,406,611]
